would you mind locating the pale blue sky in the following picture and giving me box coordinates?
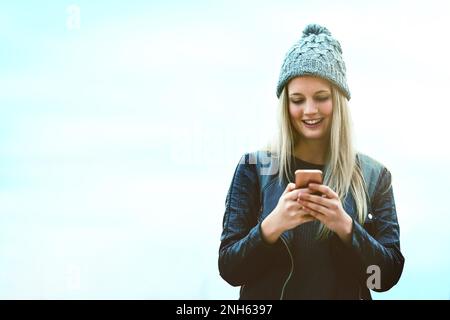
[0,0,449,299]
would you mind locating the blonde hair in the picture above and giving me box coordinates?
[263,83,368,239]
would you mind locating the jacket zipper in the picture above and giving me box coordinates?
[258,205,294,300]
[240,284,245,297]
[279,236,294,300]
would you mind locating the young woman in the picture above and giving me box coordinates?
[218,24,404,299]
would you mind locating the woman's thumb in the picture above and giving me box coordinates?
[283,182,296,195]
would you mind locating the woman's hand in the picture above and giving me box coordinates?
[297,183,353,244]
[261,183,316,244]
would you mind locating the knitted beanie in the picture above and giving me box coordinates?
[276,24,350,100]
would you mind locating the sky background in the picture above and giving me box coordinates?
[0,0,449,299]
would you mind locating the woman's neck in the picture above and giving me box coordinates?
[294,140,328,165]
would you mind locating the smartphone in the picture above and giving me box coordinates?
[295,169,323,195]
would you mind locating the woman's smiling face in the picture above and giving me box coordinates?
[287,76,333,141]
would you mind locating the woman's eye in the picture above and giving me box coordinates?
[292,100,304,104]
[316,96,330,101]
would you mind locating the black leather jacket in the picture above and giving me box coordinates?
[218,151,404,299]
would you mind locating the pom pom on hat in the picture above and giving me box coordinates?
[302,24,331,37]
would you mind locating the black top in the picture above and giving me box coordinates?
[285,156,337,299]
[293,155,325,170]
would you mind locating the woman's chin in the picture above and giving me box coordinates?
[300,131,326,140]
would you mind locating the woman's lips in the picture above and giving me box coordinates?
[301,118,324,128]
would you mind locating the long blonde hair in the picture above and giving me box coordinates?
[263,83,368,239]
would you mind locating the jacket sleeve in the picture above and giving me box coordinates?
[218,153,283,286]
[350,167,405,292]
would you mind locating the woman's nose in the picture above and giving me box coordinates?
[304,100,318,114]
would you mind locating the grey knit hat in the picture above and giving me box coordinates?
[276,24,350,100]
